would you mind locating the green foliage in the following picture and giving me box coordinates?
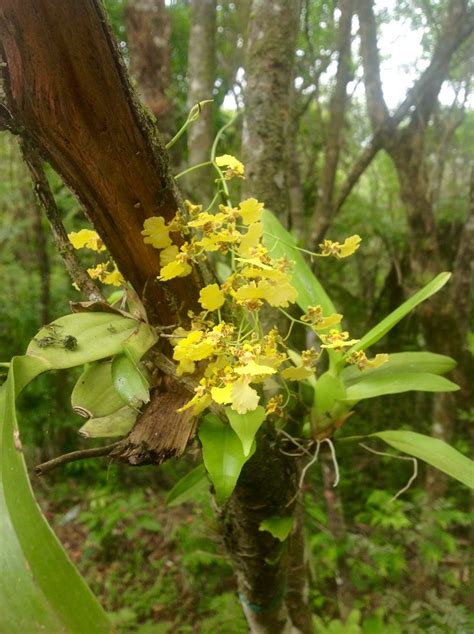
[198,414,255,503]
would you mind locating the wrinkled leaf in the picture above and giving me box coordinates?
[343,372,459,402]
[0,356,111,633]
[372,431,473,489]
[198,414,255,503]
[166,463,208,507]
[341,352,456,386]
[259,516,294,541]
[112,354,150,409]
[79,405,138,438]
[225,406,266,456]
[71,360,125,418]
[349,273,451,353]
[27,312,142,369]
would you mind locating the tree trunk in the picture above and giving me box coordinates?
[186,0,216,204]
[125,0,175,141]
[242,0,300,223]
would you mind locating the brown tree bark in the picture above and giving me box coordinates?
[125,0,175,140]
[0,0,202,328]
[242,0,301,224]
[186,0,216,204]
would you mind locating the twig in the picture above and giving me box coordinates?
[35,442,121,475]
[359,443,418,501]
[19,140,105,302]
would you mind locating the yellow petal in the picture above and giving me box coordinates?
[199,284,225,311]
[159,259,192,281]
[211,384,233,404]
[142,216,172,249]
[238,198,264,225]
[339,235,361,258]
[215,154,244,175]
[231,380,260,414]
[234,360,276,376]
[69,229,106,252]
[160,245,179,267]
[238,222,264,257]
[102,268,125,286]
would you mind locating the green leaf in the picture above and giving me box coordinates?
[71,360,126,418]
[79,405,138,438]
[341,352,456,386]
[259,516,294,541]
[262,210,336,316]
[350,273,451,353]
[166,463,208,507]
[27,312,144,369]
[112,354,150,409]
[0,357,111,633]
[198,414,255,503]
[343,372,459,402]
[314,372,346,414]
[371,431,473,489]
[225,406,266,456]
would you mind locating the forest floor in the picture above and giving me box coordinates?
[35,475,248,633]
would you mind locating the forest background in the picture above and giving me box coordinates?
[0,0,472,632]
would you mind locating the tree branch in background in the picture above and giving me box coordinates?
[311,0,354,246]
[186,0,216,203]
[317,0,474,237]
[20,141,105,303]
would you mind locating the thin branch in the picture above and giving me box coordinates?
[35,442,121,475]
[19,140,105,303]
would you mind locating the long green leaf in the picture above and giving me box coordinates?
[372,431,473,489]
[198,414,255,503]
[0,356,111,633]
[341,352,456,386]
[349,273,451,353]
[343,372,459,401]
[262,210,336,315]
[166,463,208,507]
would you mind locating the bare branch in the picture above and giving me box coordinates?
[35,442,121,475]
[20,140,105,303]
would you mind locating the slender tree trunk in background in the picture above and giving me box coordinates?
[186,0,216,204]
[125,0,175,141]
[357,0,474,498]
[28,187,50,325]
[311,0,354,247]
[321,459,354,620]
[242,0,300,224]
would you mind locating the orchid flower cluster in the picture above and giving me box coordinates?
[69,154,387,420]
